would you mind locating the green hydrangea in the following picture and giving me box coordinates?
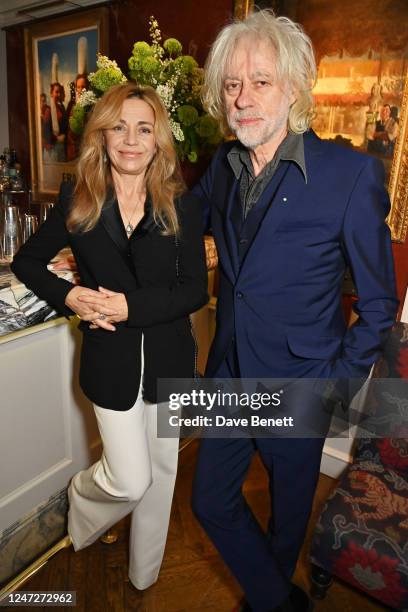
[89,67,126,93]
[187,150,198,163]
[132,41,154,57]
[207,128,223,146]
[195,115,219,138]
[69,104,86,135]
[128,56,140,72]
[177,105,199,126]
[191,66,204,83]
[174,55,198,75]
[129,55,160,85]
[163,38,182,56]
[141,55,160,73]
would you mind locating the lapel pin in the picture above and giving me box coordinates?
[282,197,288,203]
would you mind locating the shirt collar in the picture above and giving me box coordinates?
[227,131,307,183]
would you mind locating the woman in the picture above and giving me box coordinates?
[11,82,208,589]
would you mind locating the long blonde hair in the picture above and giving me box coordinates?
[202,9,316,135]
[67,83,185,234]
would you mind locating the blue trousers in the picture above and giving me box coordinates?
[192,350,325,611]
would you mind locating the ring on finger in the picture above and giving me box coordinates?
[97,313,107,321]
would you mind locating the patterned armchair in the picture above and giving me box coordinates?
[309,323,408,611]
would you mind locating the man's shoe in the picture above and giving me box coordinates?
[233,583,313,612]
[288,583,314,611]
[272,583,314,612]
[232,599,251,612]
[232,600,291,612]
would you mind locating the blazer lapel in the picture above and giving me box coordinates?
[238,131,324,277]
[212,168,239,284]
[131,198,157,238]
[256,162,302,237]
[100,192,157,252]
[100,190,128,254]
[99,192,160,285]
[234,160,290,275]
[224,180,241,278]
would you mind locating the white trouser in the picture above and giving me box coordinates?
[67,353,179,589]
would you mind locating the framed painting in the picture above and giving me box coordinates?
[233,0,254,19]
[24,8,108,199]
[233,0,408,242]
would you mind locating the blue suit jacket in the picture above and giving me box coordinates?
[194,130,398,380]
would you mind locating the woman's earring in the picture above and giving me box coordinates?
[103,150,108,163]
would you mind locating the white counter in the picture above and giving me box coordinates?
[0,317,100,534]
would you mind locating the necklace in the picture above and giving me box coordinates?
[119,193,145,236]
[125,218,135,236]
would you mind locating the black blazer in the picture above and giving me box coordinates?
[11,183,208,410]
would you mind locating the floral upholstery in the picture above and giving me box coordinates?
[310,323,408,610]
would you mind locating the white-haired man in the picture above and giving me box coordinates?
[192,9,398,612]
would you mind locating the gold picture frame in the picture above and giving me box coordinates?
[388,77,408,242]
[233,1,408,242]
[233,0,254,20]
[24,8,108,200]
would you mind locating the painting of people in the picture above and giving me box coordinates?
[293,0,408,177]
[25,9,107,197]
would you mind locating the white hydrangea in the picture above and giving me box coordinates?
[77,89,98,107]
[95,54,121,70]
[169,119,184,142]
[156,83,174,111]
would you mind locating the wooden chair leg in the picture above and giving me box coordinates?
[310,564,333,600]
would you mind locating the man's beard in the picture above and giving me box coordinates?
[228,111,288,150]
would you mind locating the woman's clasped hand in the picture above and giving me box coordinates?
[76,286,128,330]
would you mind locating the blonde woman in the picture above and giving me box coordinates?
[12,83,208,589]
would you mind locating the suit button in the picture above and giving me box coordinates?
[236,291,243,299]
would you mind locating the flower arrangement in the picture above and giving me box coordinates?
[69,16,222,163]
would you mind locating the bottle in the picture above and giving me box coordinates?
[8,149,18,178]
[3,147,11,166]
[1,151,10,178]
[0,153,10,193]
[10,166,23,191]
[0,155,6,178]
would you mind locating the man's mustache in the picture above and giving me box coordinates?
[231,112,264,123]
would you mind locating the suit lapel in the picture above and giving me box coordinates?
[237,130,324,278]
[224,180,241,278]
[252,162,301,238]
[234,160,290,274]
[212,164,239,284]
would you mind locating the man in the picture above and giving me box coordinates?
[40,93,51,157]
[42,82,68,162]
[66,73,89,161]
[192,10,398,612]
[367,103,399,157]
